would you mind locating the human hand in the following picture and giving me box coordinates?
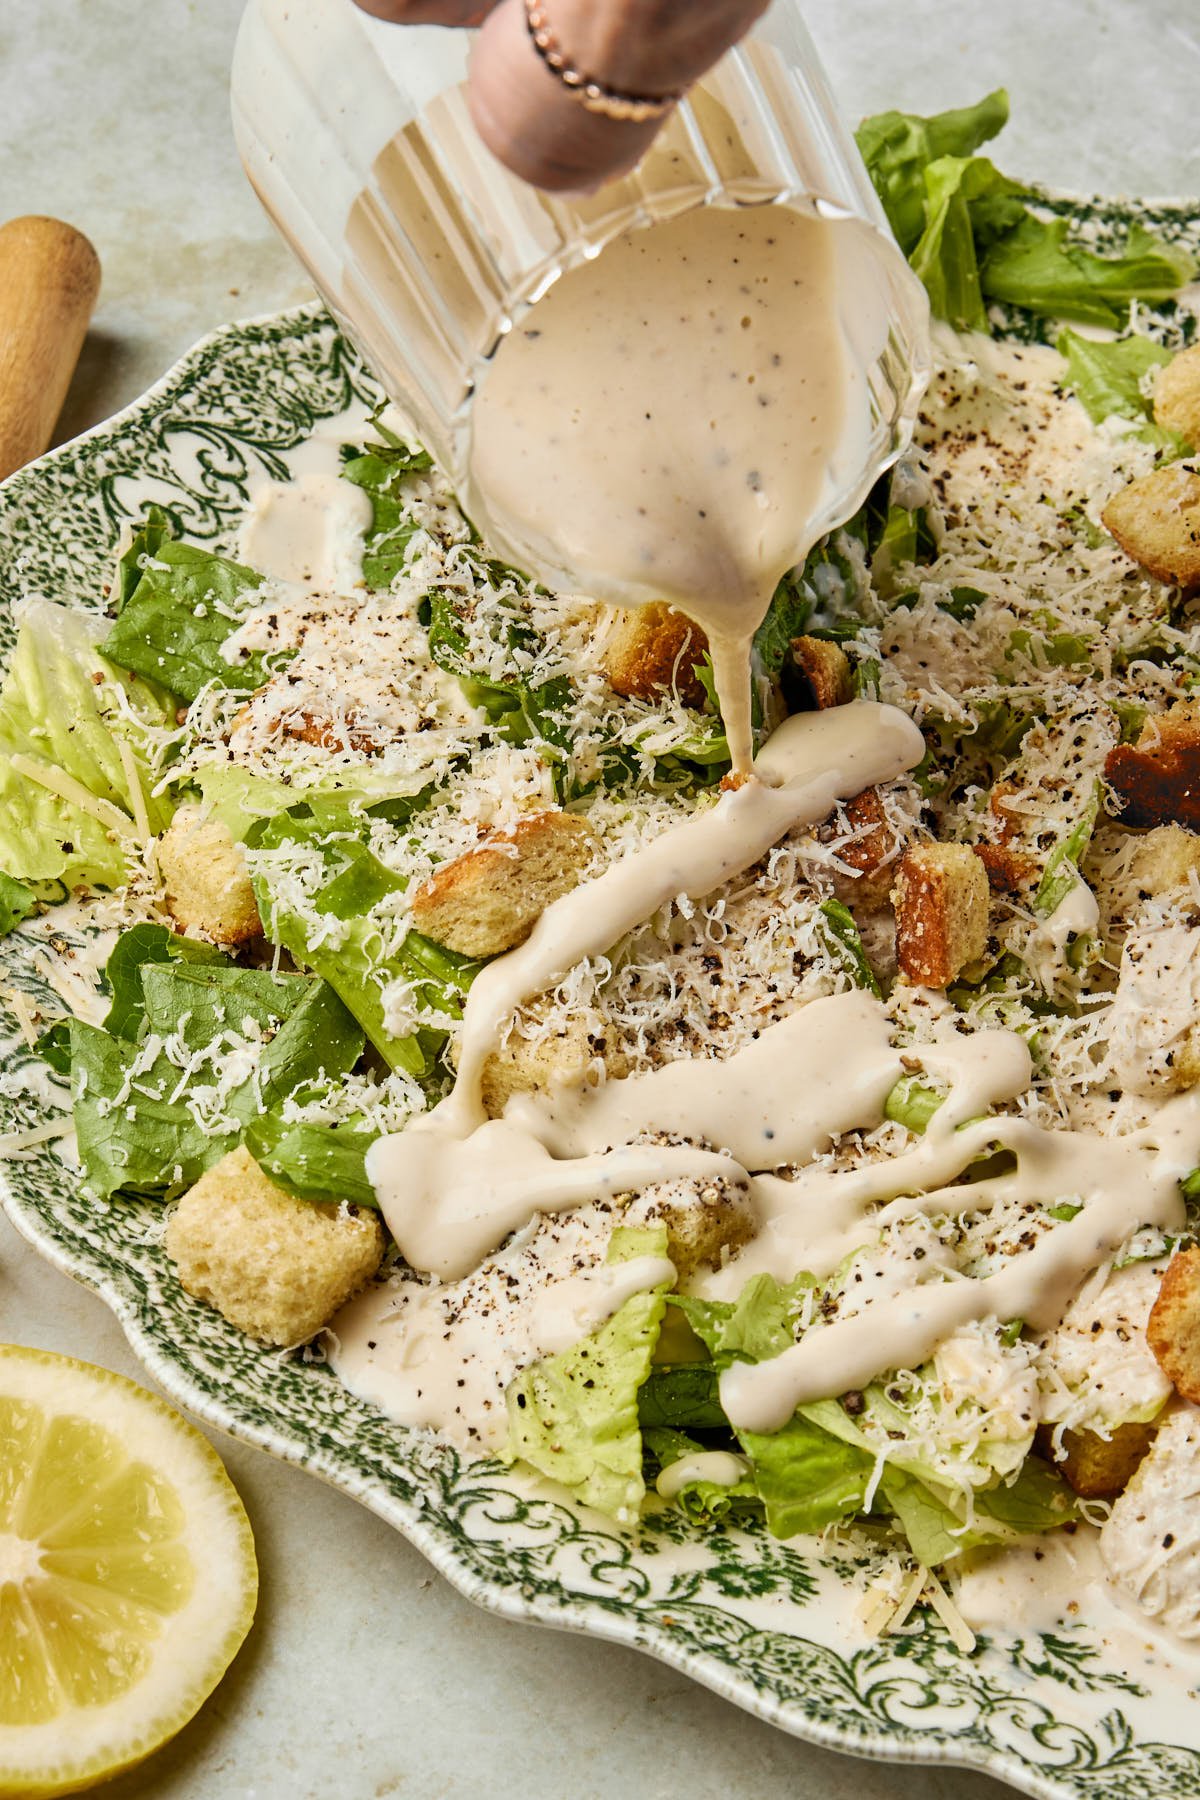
[350,0,768,191]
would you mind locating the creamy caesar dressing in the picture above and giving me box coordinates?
[955,1526,1200,1695]
[508,987,901,1171]
[655,1451,750,1502]
[331,1226,676,1451]
[342,701,924,1429]
[349,687,1200,1442]
[238,470,372,589]
[1026,879,1101,993]
[715,1077,1200,1431]
[467,205,864,773]
[436,702,924,1139]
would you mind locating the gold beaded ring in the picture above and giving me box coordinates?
[523,0,683,124]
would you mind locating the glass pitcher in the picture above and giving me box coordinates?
[231,0,930,563]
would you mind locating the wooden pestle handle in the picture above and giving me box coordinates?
[0,216,100,481]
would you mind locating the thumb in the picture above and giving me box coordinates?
[467,0,662,193]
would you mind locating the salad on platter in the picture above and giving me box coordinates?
[6,88,1200,1665]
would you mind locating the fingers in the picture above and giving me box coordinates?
[351,0,497,24]
[467,0,660,193]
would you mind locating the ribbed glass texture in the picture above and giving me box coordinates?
[232,0,929,529]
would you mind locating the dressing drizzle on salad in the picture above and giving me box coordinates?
[467,205,873,775]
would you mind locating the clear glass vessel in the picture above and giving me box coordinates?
[232,0,930,545]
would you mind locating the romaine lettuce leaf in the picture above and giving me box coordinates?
[876,1464,973,1566]
[247,804,477,1078]
[506,1224,672,1519]
[423,589,575,782]
[982,216,1197,330]
[972,1455,1078,1535]
[679,1272,1073,1557]
[339,426,433,590]
[0,871,36,936]
[910,155,1025,333]
[1034,782,1102,918]
[818,899,883,999]
[243,1112,380,1209]
[855,89,1010,256]
[114,506,172,610]
[637,1360,728,1431]
[674,1270,815,1369]
[100,921,225,1041]
[0,600,175,888]
[857,90,1195,332]
[643,1427,759,1525]
[737,1410,876,1538]
[102,516,281,702]
[191,761,438,843]
[751,568,813,678]
[69,952,363,1199]
[1056,328,1186,449]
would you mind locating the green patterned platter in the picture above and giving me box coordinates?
[5,199,1200,1797]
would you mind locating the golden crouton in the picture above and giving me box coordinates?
[1148,1248,1200,1403]
[892,842,990,988]
[480,1011,628,1119]
[781,636,853,712]
[629,1180,758,1281]
[1121,823,1200,896]
[156,808,261,947]
[286,711,381,755]
[975,781,1038,895]
[166,1146,383,1346]
[1102,462,1200,587]
[598,602,709,707]
[411,811,596,958]
[1035,1419,1158,1498]
[1154,344,1200,448]
[825,787,906,908]
[1105,700,1200,831]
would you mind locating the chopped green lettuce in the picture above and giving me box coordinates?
[69,948,363,1199]
[0,600,175,888]
[339,423,433,590]
[191,761,438,843]
[752,568,814,678]
[422,587,575,784]
[875,1465,969,1566]
[677,1273,1074,1558]
[0,871,36,937]
[99,921,225,1042]
[972,1455,1079,1535]
[1034,782,1102,918]
[101,513,282,702]
[506,1224,672,1519]
[243,1113,380,1209]
[854,89,1011,257]
[818,898,883,999]
[982,216,1196,330]
[247,804,478,1078]
[910,155,1024,333]
[637,1360,728,1431]
[1056,328,1186,449]
[737,1409,877,1538]
[883,1074,946,1133]
[642,1428,759,1525]
[857,90,1195,331]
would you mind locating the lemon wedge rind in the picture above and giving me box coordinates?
[0,1344,258,1799]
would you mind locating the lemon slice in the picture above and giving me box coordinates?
[0,1344,257,1798]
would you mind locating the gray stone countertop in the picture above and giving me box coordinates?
[1,3,1195,1795]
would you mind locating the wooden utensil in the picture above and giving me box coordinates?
[0,215,101,481]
